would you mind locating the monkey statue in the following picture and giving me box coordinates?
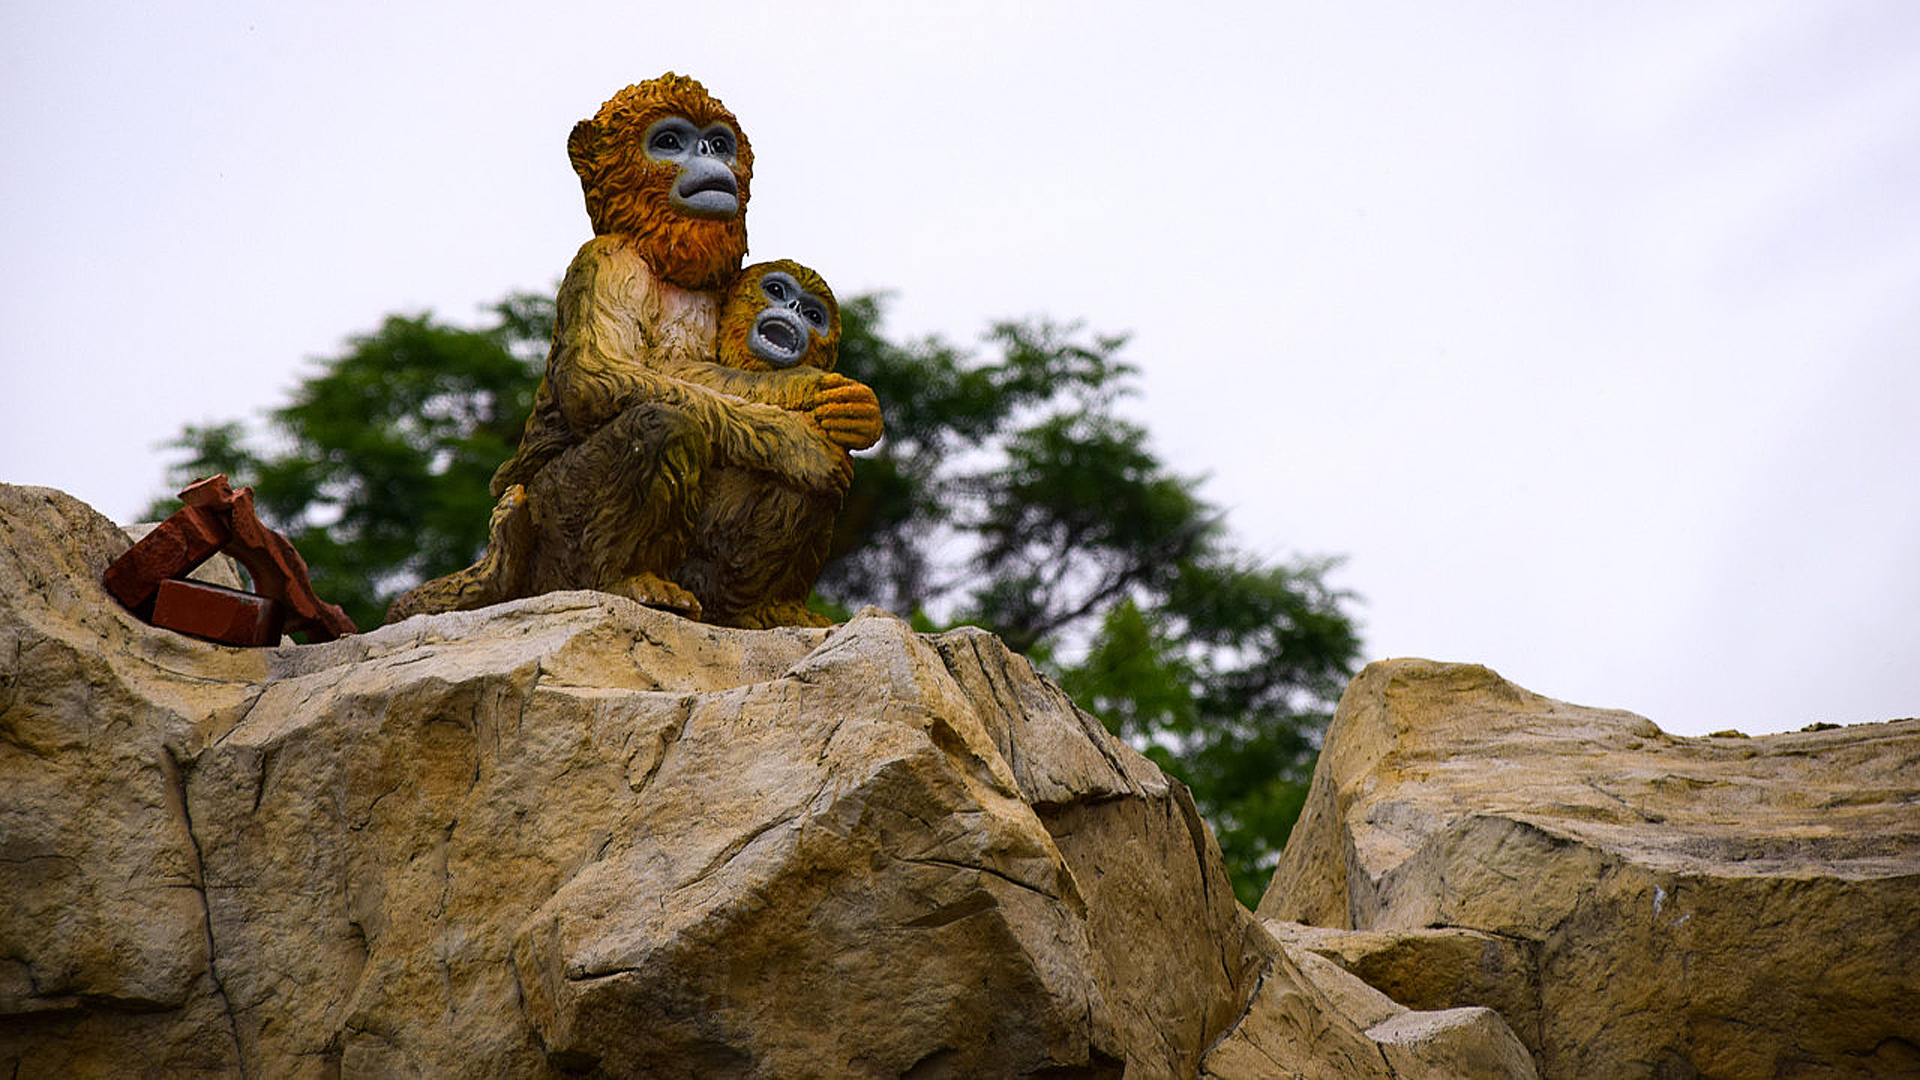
[385,74,881,626]
[671,260,877,627]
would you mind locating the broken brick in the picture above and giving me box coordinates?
[102,505,231,612]
[103,474,357,645]
[152,578,286,647]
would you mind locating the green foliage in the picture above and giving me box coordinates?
[825,303,1359,907]
[153,289,1359,906]
[151,297,552,630]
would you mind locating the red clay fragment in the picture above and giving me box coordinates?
[104,473,357,644]
[220,486,356,641]
[152,578,286,647]
[101,505,232,612]
[178,474,238,509]
[168,474,356,641]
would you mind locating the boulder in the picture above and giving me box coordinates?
[1260,658,1920,1078]
[1262,920,1541,1058]
[1,485,1532,1077]
[1197,924,1536,1079]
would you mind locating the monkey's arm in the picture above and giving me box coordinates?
[660,355,833,409]
[546,240,851,490]
[661,359,883,451]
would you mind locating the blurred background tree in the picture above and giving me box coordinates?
[152,290,1360,906]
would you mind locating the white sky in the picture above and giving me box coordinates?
[5,1,1916,736]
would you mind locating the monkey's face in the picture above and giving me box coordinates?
[641,117,743,219]
[568,74,754,289]
[718,262,840,373]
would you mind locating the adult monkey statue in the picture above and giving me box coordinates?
[385,74,881,623]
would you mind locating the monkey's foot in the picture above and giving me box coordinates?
[606,573,703,619]
[729,600,834,630]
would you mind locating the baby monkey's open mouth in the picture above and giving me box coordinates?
[748,311,806,367]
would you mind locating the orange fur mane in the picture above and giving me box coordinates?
[568,73,753,291]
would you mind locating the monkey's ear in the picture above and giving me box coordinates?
[567,120,601,179]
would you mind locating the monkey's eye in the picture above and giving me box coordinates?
[650,130,684,153]
[707,132,734,155]
[803,305,826,327]
[765,279,788,300]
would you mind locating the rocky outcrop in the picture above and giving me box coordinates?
[1260,658,1920,1078]
[1,486,1528,1078]
[1197,934,1535,1079]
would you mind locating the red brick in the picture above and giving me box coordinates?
[178,474,237,508]
[152,578,286,647]
[106,474,357,643]
[102,505,231,611]
[220,487,356,640]
[178,475,358,640]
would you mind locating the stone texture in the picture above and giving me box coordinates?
[1197,924,1537,1079]
[0,488,265,1076]
[1260,658,1920,1079]
[6,484,1532,1078]
[1263,920,1542,1058]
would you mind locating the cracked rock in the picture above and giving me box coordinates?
[6,485,1534,1078]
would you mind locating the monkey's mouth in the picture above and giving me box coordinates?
[680,174,737,200]
[748,311,806,367]
[673,160,741,218]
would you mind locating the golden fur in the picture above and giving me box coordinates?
[568,73,752,291]
[676,261,878,626]
[387,79,880,627]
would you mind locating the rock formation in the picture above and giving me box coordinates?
[1261,658,1920,1078]
[10,481,1914,1078]
[0,485,1525,1078]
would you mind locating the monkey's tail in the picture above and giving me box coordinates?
[383,485,532,623]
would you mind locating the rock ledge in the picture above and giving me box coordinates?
[1,486,1525,1078]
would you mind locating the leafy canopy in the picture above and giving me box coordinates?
[154,290,1359,907]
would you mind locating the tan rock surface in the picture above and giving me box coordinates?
[7,484,1540,1078]
[1197,924,1538,1079]
[1260,658,1920,1078]
[1263,919,1542,1058]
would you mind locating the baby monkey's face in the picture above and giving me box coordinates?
[718,261,841,372]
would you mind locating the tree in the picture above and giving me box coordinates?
[148,295,552,631]
[154,291,1359,905]
[822,305,1360,905]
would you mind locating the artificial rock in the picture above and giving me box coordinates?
[2,485,1529,1078]
[1261,658,1920,1078]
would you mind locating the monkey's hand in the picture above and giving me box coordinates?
[784,432,855,493]
[808,374,884,451]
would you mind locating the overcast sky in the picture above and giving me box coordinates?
[5,2,1915,736]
